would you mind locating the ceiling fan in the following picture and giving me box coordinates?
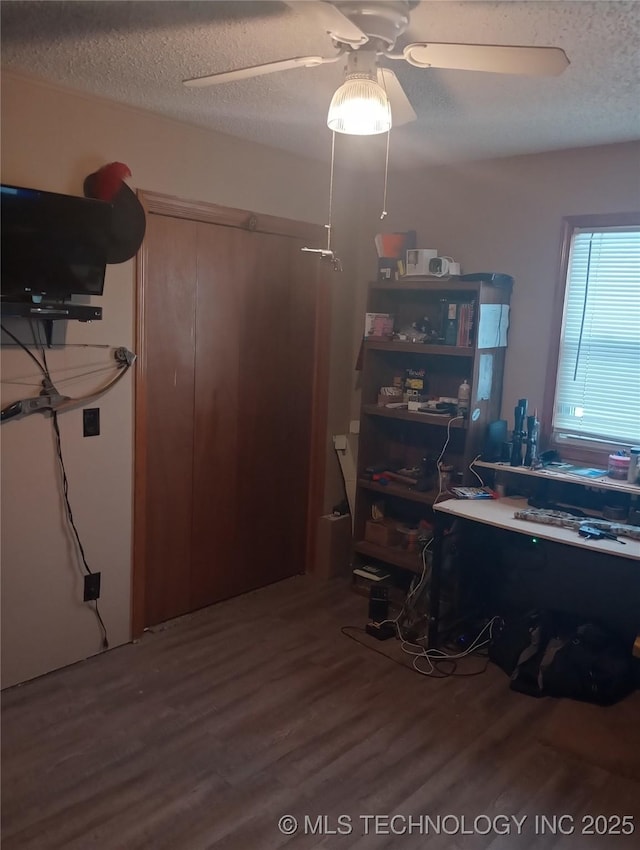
[183,0,570,131]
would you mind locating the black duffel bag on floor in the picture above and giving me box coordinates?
[540,622,635,706]
[490,612,635,705]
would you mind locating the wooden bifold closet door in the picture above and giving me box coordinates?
[135,197,328,630]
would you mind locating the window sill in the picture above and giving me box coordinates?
[549,435,634,469]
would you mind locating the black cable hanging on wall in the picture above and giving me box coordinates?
[2,322,110,648]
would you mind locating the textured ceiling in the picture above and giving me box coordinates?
[2,1,639,167]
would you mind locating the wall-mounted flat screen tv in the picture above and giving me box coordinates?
[1,184,113,301]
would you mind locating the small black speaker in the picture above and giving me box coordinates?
[484,420,508,461]
[368,585,389,624]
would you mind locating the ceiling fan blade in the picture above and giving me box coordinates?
[183,55,339,88]
[298,1,369,46]
[377,68,416,127]
[402,42,569,76]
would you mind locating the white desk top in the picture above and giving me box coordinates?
[433,497,640,562]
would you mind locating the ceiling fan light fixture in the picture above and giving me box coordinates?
[327,73,391,136]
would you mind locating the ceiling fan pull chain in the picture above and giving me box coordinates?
[380,127,390,220]
[378,66,391,220]
[326,130,336,252]
[300,130,342,271]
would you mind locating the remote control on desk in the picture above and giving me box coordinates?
[451,487,496,500]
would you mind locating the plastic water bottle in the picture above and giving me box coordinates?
[628,447,640,485]
[457,379,470,417]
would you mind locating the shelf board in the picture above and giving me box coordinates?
[365,339,474,357]
[362,404,467,427]
[370,277,481,293]
[354,540,423,573]
[475,460,640,496]
[358,478,438,506]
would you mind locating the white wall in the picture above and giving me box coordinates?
[0,73,359,687]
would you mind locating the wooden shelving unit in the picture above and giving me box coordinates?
[353,275,513,575]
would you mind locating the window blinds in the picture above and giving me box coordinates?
[553,226,640,446]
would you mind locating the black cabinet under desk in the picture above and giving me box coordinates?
[431,494,640,648]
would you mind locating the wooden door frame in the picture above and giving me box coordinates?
[132,190,330,638]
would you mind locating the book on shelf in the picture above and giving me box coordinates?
[441,301,475,347]
[456,301,475,347]
[442,302,458,346]
[352,564,391,581]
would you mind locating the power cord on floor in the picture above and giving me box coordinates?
[340,625,490,678]
[343,538,493,678]
[400,617,498,678]
[340,626,449,678]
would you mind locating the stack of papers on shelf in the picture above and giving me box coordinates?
[353,565,390,581]
[568,467,608,478]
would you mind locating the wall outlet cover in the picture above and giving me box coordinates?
[83,408,100,437]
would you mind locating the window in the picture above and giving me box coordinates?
[547,213,640,454]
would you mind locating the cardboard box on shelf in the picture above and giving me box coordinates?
[365,519,401,547]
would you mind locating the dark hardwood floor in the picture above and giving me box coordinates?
[2,576,639,849]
